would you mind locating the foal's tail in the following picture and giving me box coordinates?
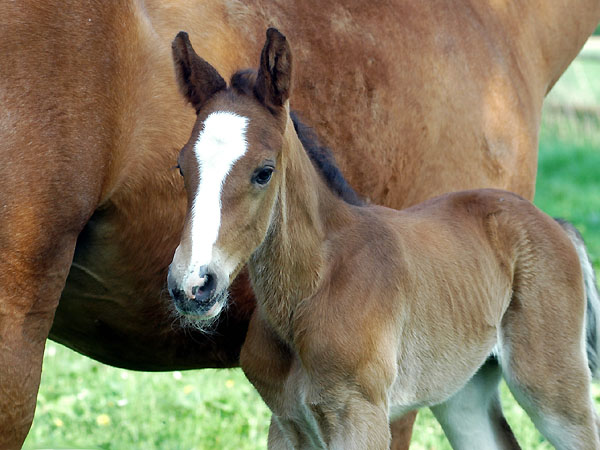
[556,218,600,378]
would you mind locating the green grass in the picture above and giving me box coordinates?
[24,54,600,450]
[24,351,270,450]
[534,111,600,271]
[546,58,600,108]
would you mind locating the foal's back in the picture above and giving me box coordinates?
[385,188,584,342]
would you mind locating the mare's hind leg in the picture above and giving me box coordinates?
[389,412,418,450]
[498,270,599,449]
[430,358,520,449]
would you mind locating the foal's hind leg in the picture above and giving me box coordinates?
[430,358,520,449]
[499,271,599,449]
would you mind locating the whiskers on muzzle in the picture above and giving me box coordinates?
[167,289,231,335]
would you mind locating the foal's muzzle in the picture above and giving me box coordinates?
[167,267,222,318]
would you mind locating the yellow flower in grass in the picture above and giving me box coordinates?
[96,413,111,426]
[183,384,195,395]
[225,379,235,389]
[53,418,64,427]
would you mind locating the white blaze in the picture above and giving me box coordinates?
[189,111,249,270]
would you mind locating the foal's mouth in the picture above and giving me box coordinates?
[171,288,228,321]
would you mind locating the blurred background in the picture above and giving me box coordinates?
[24,31,600,450]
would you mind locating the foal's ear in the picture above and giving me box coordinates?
[255,28,292,113]
[172,31,226,112]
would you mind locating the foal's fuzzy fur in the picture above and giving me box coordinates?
[170,29,600,449]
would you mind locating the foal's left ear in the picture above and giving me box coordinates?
[172,31,226,112]
[255,28,292,113]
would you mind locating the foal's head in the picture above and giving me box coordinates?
[167,29,292,321]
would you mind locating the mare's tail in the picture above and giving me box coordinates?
[556,218,600,378]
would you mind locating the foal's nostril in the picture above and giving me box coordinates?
[169,287,186,303]
[191,272,216,303]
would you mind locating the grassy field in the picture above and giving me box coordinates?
[24,50,599,449]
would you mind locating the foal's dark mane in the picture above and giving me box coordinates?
[231,69,364,206]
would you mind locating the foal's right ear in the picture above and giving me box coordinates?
[172,32,226,112]
[255,28,292,113]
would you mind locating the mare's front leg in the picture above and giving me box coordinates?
[0,180,97,447]
[0,203,94,447]
[0,117,102,447]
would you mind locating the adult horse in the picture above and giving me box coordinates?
[0,0,598,447]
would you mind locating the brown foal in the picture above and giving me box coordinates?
[168,29,600,449]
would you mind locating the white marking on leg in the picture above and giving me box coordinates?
[181,111,249,291]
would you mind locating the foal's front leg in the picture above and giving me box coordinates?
[267,394,391,450]
[326,395,391,450]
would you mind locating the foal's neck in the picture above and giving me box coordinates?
[249,116,353,338]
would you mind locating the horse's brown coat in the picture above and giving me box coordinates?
[171,29,599,448]
[1,0,599,446]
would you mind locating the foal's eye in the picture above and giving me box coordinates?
[252,167,274,186]
[176,163,183,177]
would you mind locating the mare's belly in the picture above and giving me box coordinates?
[49,210,253,370]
